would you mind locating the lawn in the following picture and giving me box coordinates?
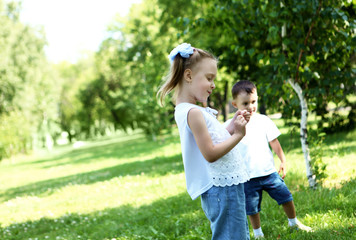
[0,122,355,240]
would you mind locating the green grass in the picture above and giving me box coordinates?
[0,124,355,240]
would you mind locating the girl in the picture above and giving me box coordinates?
[157,43,250,240]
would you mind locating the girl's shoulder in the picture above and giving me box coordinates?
[175,102,202,110]
[175,103,202,122]
[175,103,206,116]
[175,103,219,127]
[175,102,219,119]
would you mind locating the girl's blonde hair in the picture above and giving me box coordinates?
[157,47,216,106]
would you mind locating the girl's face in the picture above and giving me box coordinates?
[187,58,217,104]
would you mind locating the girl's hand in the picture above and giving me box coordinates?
[233,114,247,137]
[242,111,251,121]
[226,110,247,135]
[235,110,251,122]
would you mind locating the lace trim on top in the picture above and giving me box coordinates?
[208,131,250,186]
[203,108,250,186]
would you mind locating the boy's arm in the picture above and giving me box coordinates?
[269,138,287,179]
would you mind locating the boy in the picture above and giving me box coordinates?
[227,80,312,238]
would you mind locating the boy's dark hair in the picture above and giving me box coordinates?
[231,80,257,99]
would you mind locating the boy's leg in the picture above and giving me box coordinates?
[264,172,312,232]
[248,213,265,238]
[282,200,296,219]
[248,213,262,229]
[244,179,264,238]
[283,201,312,232]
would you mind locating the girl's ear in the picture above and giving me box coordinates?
[184,69,193,83]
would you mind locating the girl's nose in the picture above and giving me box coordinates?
[211,82,215,89]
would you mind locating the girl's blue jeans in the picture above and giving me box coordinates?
[201,184,250,240]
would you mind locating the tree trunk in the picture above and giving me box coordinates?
[288,79,317,189]
[281,4,319,188]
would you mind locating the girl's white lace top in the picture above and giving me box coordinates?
[175,103,250,200]
[205,111,250,187]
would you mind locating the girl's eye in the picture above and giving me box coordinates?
[207,76,214,81]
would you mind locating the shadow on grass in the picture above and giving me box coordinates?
[28,134,180,169]
[0,153,183,202]
[297,178,356,217]
[277,129,301,152]
[258,178,356,240]
[0,192,210,240]
[1,180,355,240]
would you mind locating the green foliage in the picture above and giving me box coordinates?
[54,58,101,141]
[309,131,328,184]
[181,0,355,128]
[82,0,184,138]
[0,0,59,159]
[0,111,32,159]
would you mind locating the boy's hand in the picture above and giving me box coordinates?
[278,161,286,179]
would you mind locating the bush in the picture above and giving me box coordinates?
[0,111,32,160]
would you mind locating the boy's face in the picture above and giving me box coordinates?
[232,89,258,121]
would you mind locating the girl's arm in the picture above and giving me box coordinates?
[269,138,287,179]
[188,108,246,163]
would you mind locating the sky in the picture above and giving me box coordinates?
[16,0,141,63]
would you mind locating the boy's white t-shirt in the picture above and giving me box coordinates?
[175,103,249,200]
[225,113,281,179]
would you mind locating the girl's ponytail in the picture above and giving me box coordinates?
[157,55,185,106]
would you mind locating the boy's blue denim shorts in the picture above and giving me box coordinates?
[201,184,250,240]
[243,172,293,216]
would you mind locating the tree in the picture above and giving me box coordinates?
[54,58,97,142]
[182,0,355,187]
[0,0,59,158]
[85,0,198,138]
